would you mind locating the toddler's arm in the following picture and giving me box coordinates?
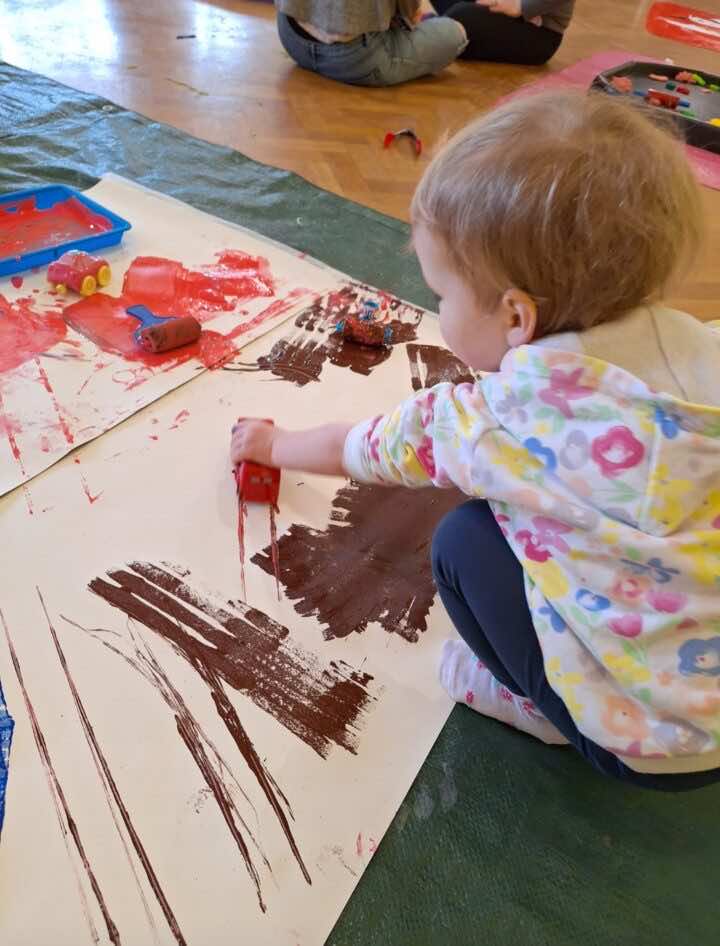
[231,420,352,477]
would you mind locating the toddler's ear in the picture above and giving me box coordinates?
[502,288,537,348]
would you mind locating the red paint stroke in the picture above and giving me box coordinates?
[73,456,102,504]
[169,409,190,429]
[406,344,474,391]
[268,505,281,601]
[237,495,248,602]
[0,195,112,259]
[229,282,423,386]
[10,275,23,289]
[63,252,295,372]
[34,356,74,445]
[253,482,464,642]
[37,590,188,946]
[0,608,120,945]
[40,434,52,453]
[0,293,67,373]
[369,837,377,854]
[647,3,720,52]
[0,385,34,514]
[64,617,273,914]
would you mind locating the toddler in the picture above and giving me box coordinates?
[232,90,720,790]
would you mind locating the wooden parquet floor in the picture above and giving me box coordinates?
[2,0,719,318]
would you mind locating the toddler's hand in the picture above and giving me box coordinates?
[476,0,522,16]
[231,419,277,468]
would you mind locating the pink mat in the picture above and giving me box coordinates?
[497,51,720,190]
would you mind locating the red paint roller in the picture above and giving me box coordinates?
[126,304,202,353]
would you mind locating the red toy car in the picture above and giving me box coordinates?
[47,250,111,296]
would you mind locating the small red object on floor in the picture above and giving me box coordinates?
[647,4,720,54]
[383,128,422,157]
[676,84,690,93]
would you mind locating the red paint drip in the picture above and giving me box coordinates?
[269,504,281,602]
[63,255,304,374]
[34,356,74,445]
[10,275,23,289]
[236,489,248,602]
[0,195,113,259]
[74,456,102,504]
[0,293,67,373]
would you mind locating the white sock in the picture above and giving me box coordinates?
[439,639,568,746]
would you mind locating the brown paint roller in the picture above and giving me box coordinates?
[126,304,202,354]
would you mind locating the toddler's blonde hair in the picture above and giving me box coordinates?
[411,89,702,335]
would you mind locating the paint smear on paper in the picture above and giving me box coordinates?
[88,563,373,885]
[0,608,119,946]
[0,293,67,373]
[253,482,464,642]
[0,195,112,259]
[234,283,423,386]
[64,253,301,371]
[406,344,475,391]
[38,590,187,946]
[64,616,273,913]
[88,563,375,757]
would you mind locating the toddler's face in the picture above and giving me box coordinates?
[414,225,514,373]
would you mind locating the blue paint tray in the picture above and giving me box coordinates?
[0,184,132,279]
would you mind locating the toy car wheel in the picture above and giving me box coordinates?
[55,283,67,294]
[80,275,97,296]
[97,264,111,287]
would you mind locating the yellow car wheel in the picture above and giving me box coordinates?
[55,283,67,294]
[80,275,97,296]
[97,264,111,287]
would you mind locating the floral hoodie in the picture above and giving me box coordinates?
[343,311,720,774]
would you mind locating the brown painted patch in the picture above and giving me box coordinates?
[231,282,423,386]
[252,482,464,643]
[406,344,475,391]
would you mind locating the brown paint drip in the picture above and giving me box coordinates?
[231,282,423,386]
[37,590,187,946]
[406,344,475,391]
[0,608,120,946]
[64,617,272,913]
[252,482,464,643]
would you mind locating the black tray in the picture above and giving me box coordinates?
[591,60,720,154]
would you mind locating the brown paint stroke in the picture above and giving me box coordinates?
[253,482,464,643]
[406,344,475,391]
[36,590,188,946]
[228,282,423,386]
[88,564,376,886]
[0,608,120,946]
[63,617,272,914]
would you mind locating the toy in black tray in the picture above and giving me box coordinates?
[591,60,720,153]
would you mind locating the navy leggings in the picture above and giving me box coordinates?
[431,500,720,791]
[431,1,562,64]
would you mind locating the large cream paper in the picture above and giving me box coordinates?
[0,249,467,944]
